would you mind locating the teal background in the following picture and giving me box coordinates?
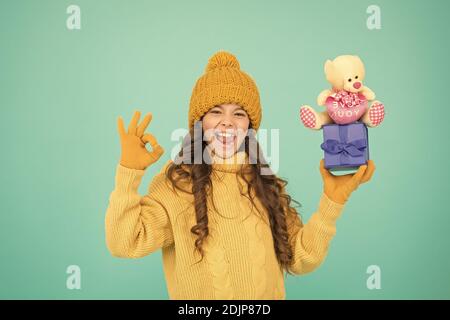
[1,0,449,299]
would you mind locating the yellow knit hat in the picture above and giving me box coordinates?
[188,51,262,130]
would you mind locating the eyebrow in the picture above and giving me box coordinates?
[212,105,245,112]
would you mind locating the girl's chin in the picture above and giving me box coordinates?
[210,142,238,159]
[211,147,237,159]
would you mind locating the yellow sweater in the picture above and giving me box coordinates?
[105,151,345,300]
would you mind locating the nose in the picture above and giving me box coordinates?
[353,82,361,89]
[220,122,233,130]
[219,114,234,128]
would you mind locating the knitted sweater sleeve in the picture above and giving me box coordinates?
[105,163,174,258]
[286,192,345,275]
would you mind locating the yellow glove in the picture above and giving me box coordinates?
[117,110,165,170]
[319,159,376,205]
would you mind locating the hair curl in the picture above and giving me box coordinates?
[166,122,303,275]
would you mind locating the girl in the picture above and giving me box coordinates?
[105,51,375,300]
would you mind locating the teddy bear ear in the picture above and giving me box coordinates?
[353,56,365,77]
[353,55,363,66]
[324,60,333,75]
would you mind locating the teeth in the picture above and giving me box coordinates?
[216,132,235,138]
[214,131,236,146]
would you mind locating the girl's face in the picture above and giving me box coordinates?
[202,103,250,160]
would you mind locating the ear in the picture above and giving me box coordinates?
[354,55,365,78]
[324,60,333,77]
[324,59,338,85]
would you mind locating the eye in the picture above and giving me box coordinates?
[209,110,221,114]
[235,112,246,117]
[355,76,359,79]
[348,78,352,82]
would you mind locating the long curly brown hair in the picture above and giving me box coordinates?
[165,121,303,275]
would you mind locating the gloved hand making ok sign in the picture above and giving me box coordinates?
[117,110,165,170]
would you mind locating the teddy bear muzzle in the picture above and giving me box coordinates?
[353,82,362,89]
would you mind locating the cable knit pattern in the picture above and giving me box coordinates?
[242,210,267,298]
[203,225,234,299]
[105,151,346,299]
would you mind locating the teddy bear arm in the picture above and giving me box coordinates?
[361,86,376,100]
[317,89,332,106]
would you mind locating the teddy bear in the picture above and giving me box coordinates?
[300,55,385,130]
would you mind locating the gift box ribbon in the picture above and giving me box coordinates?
[320,124,367,165]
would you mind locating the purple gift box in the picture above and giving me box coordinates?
[320,121,369,171]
